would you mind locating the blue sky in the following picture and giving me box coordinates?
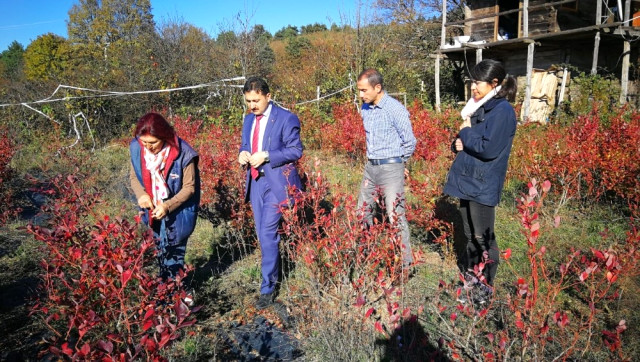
[0,0,360,51]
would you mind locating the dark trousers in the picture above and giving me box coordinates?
[154,219,187,280]
[459,199,499,286]
[249,176,282,295]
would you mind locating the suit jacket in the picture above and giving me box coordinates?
[240,102,303,205]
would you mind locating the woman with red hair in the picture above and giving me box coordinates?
[129,112,200,284]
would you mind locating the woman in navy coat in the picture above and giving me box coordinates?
[444,59,517,301]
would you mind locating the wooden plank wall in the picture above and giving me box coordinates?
[519,0,559,36]
[465,1,499,41]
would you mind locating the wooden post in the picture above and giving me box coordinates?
[440,0,447,48]
[436,0,447,113]
[592,32,600,75]
[621,40,630,104]
[476,48,483,64]
[558,67,568,104]
[523,42,535,122]
[592,1,601,75]
[316,86,320,108]
[435,54,441,112]
[523,0,529,38]
[521,0,532,121]
[620,0,631,103]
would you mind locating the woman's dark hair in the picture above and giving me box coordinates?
[243,76,270,95]
[135,112,177,148]
[470,59,517,102]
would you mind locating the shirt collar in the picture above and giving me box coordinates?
[259,102,273,120]
[373,92,388,108]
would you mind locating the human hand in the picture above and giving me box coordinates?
[249,151,268,168]
[455,138,464,151]
[138,194,154,209]
[238,151,251,165]
[151,204,168,220]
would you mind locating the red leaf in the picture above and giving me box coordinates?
[143,319,154,331]
[593,250,605,260]
[365,308,375,318]
[515,319,524,329]
[579,271,589,282]
[354,295,366,307]
[402,307,411,320]
[499,337,507,349]
[374,321,385,334]
[158,330,172,348]
[450,312,457,322]
[61,342,73,356]
[121,269,132,286]
[80,343,90,356]
[542,180,551,193]
[97,340,113,354]
[143,308,155,320]
[503,248,512,260]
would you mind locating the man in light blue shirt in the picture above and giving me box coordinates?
[356,68,416,267]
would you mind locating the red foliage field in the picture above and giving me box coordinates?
[20,102,640,360]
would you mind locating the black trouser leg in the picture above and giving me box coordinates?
[459,199,499,286]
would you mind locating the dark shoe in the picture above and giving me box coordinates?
[462,272,479,290]
[472,283,494,305]
[183,289,195,307]
[255,292,275,310]
[457,283,493,305]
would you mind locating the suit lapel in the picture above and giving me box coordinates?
[263,103,277,150]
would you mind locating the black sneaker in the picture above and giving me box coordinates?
[457,283,493,305]
[472,283,494,305]
[255,292,275,310]
[462,272,479,290]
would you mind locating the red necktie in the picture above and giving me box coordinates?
[251,115,263,179]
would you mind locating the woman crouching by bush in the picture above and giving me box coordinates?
[129,112,200,282]
[444,59,517,304]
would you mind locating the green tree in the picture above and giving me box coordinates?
[274,25,299,40]
[66,0,158,141]
[66,0,156,88]
[0,41,25,81]
[286,36,312,59]
[153,19,216,108]
[301,23,328,34]
[23,33,70,81]
[375,0,466,103]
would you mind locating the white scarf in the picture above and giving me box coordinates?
[144,145,170,206]
[460,85,502,123]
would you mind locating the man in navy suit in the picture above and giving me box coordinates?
[238,77,303,309]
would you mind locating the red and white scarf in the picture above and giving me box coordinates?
[143,145,170,206]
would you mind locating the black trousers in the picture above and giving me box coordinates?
[459,199,499,286]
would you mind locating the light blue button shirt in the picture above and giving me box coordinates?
[361,93,416,160]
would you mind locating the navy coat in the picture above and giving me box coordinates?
[443,97,517,207]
